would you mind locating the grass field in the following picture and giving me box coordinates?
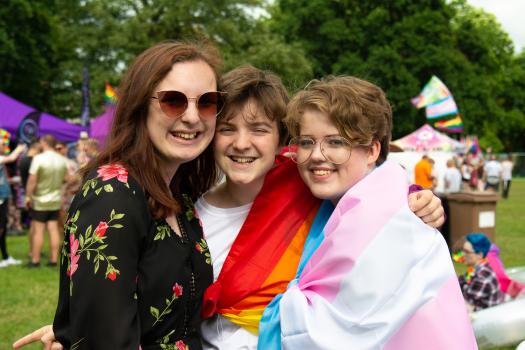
[1,179,524,349]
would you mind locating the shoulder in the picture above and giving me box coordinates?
[79,163,145,204]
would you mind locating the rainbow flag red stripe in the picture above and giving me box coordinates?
[201,156,321,333]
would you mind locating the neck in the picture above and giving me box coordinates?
[161,161,180,188]
[206,178,264,208]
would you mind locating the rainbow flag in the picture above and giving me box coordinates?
[104,82,117,104]
[411,76,451,109]
[201,157,328,334]
[434,115,463,133]
[0,129,11,153]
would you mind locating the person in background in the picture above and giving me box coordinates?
[414,154,434,189]
[484,154,502,192]
[476,157,485,191]
[55,141,80,234]
[457,233,504,312]
[25,135,68,267]
[0,143,26,268]
[428,158,438,190]
[444,159,462,194]
[501,154,514,199]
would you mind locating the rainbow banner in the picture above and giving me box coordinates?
[104,82,117,105]
[411,76,451,109]
[426,96,459,119]
[434,115,464,133]
[0,129,11,153]
[201,156,327,334]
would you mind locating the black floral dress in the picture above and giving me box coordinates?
[53,163,213,350]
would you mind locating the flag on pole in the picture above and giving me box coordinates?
[426,96,459,119]
[434,115,463,133]
[104,82,117,105]
[0,129,11,153]
[411,76,451,109]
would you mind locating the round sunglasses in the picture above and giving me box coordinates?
[152,90,227,119]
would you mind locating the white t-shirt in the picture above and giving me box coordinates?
[443,167,462,193]
[501,160,513,180]
[195,197,259,350]
[484,160,502,183]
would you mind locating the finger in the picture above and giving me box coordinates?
[421,208,445,228]
[12,326,50,348]
[51,342,64,350]
[408,190,432,212]
[415,197,440,218]
[420,203,444,222]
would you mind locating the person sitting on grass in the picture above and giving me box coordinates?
[457,233,504,312]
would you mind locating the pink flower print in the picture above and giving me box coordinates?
[107,271,117,281]
[195,243,203,253]
[175,340,187,350]
[97,163,128,183]
[68,234,80,277]
[172,283,183,297]
[95,221,109,237]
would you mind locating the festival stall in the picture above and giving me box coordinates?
[0,92,87,143]
[89,105,115,148]
[388,124,465,193]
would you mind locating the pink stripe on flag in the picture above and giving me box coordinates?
[385,276,477,350]
[299,162,409,302]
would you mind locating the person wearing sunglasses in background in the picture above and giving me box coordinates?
[14,40,223,349]
[258,76,476,349]
[14,65,445,349]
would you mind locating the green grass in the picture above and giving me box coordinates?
[1,180,524,349]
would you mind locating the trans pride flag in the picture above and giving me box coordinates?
[411,76,451,109]
[259,161,477,349]
[201,157,329,334]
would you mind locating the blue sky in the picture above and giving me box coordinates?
[467,0,525,53]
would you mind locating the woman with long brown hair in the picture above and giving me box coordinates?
[16,40,224,349]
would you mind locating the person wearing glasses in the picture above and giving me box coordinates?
[258,76,476,349]
[457,233,504,312]
[14,41,224,349]
[14,66,445,349]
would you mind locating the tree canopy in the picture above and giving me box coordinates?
[1,0,523,151]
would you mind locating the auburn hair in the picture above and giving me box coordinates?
[82,40,222,219]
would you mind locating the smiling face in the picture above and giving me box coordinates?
[214,99,280,189]
[147,60,217,173]
[297,109,379,204]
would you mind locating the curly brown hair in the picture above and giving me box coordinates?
[285,76,392,165]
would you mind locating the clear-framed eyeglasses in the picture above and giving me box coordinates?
[288,135,365,165]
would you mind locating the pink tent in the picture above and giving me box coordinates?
[391,124,465,152]
[89,105,115,149]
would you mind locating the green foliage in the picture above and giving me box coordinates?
[1,0,524,151]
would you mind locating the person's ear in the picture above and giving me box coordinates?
[367,140,381,166]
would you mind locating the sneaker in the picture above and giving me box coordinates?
[0,256,22,267]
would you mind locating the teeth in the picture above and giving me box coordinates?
[231,156,255,164]
[313,169,332,176]
[173,132,197,140]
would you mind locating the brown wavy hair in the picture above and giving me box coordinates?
[285,76,392,165]
[83,41,222,218]
[219,65,289,145]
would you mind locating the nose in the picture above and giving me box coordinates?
[309,141,326,162]
[232,130,251,151]
[180,97,200,124]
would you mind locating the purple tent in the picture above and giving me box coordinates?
[0,92,88,142]
[89,105,115,149]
